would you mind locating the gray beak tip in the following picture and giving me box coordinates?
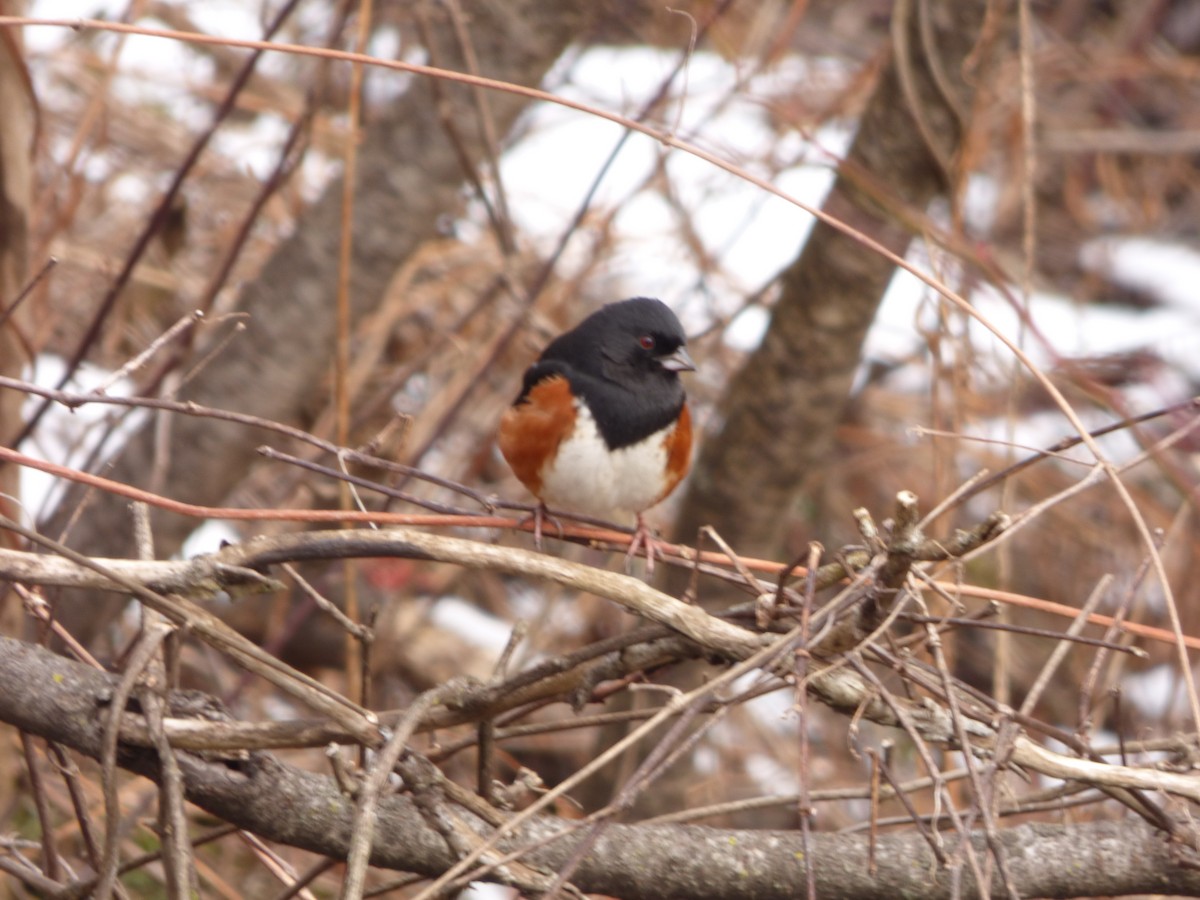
[662,347,696,373]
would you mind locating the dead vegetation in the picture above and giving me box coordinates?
[1,1,1199,897]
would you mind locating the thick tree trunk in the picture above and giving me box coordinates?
[604,0,997,822]
[43,0,596,646]
[671,0,993,574]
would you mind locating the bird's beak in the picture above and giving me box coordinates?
[660,346,696,373]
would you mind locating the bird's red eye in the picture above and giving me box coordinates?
[639,335,655,350]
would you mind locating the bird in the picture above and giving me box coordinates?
[498,297,695,573]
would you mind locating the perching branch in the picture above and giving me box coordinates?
[4,513,1197,809]
[2,636,1199,899]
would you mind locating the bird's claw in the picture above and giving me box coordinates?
[625,514,665,576]
[524,503,564,551]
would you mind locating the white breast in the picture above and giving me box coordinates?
[537,402,672,522]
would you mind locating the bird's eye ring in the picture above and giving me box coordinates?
[638,335,655,350]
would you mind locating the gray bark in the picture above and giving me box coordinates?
[43,0,596,645]
[671,0,993,573]
[2,634,1197,899]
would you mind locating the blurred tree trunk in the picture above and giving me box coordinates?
[671,0,995,581]
[43,0,600,647]
[601,0,998,820]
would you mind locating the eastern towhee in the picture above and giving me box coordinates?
[498,297,695,571]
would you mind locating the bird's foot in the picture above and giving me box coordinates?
[624,514,667,576]
[521,503,564,551]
